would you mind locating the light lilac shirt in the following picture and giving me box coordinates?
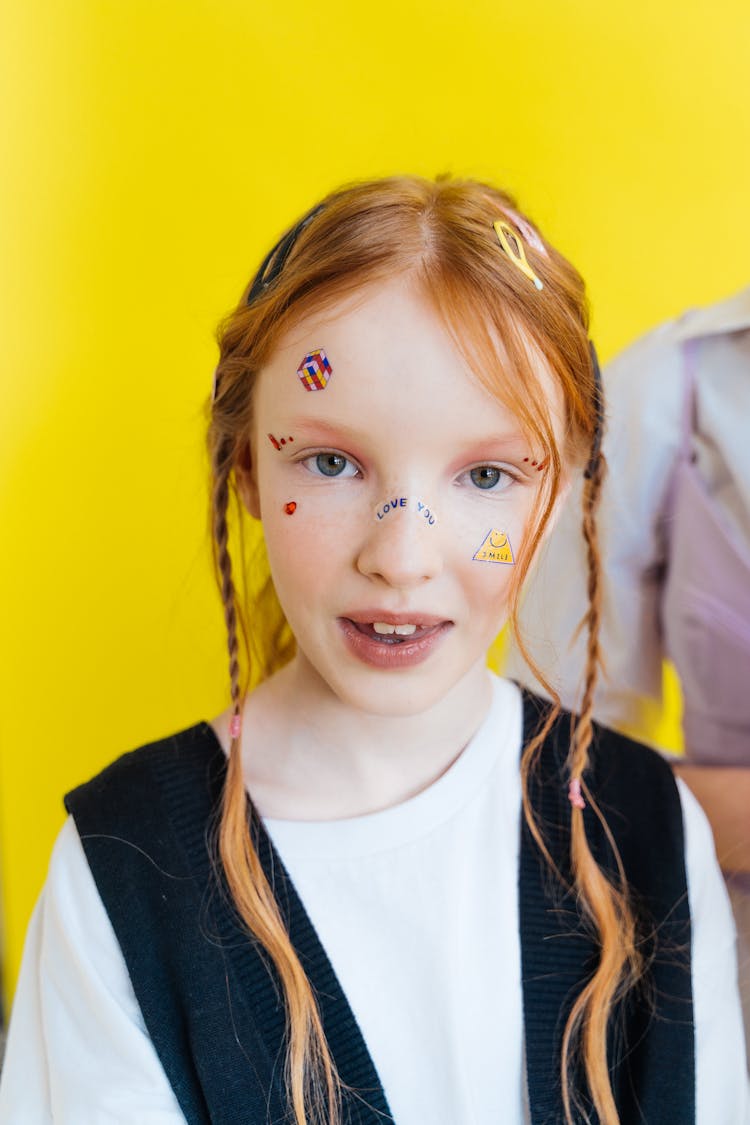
[507,288,750,764]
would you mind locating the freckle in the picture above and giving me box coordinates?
[289,436,294,442]
[536,458,549,472]
[284,501,297,515]
[531,461,538,466]
[523,458,529,463]
[280,438,286,445]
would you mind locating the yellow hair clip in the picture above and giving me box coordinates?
[493,219,544,290]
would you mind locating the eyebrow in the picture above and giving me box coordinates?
[283,418,371,443]
[287,419,529,450]
[453,433,530,457]
[445,440,534,477]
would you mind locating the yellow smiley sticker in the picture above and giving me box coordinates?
[473,529,515,564]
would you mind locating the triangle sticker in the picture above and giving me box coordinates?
[473,529,514,564]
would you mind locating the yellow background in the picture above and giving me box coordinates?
[2,0,749,1006]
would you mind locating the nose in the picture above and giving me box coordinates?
[357,499,443,589]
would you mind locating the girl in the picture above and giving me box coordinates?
[1,176,747,1124]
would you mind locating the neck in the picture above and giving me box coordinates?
[227,657,495,821]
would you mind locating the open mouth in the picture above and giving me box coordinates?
[338,613,452,668]
[347,620,444,644]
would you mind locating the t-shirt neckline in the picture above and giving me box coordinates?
[262,675,523,860]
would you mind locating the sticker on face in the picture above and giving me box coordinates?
[268,433,294,450]
[374,497,436,525]
[375,496,407,520]
[296,348,333,391]
[473,529,514,564]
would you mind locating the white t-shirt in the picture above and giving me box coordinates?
[1,677,748,1123]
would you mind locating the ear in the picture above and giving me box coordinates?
[235,441,261,520]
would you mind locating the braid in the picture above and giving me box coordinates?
[569,449,606,789]
[212,452,242,716]
[560,449,642,1125]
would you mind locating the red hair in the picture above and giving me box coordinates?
[208,175,639,1125]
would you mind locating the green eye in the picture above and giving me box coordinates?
[470,466,503,489]
[315,453,348,476]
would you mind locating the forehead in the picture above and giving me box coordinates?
[254,278,565,444]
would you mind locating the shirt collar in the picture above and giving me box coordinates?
[673,286,750,341]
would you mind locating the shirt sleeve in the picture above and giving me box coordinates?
[505,323,687,733]
[678,778,750,1123]
[0,817,185,1124]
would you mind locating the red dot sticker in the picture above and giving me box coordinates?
[268,434,294,451]
[284,501,297,515]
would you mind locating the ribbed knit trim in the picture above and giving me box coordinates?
[517,690,695,1124]
[151,725,394,1124]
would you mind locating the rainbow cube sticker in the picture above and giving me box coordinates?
[297,348,333,391]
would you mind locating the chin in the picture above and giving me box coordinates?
[321,661,465,719]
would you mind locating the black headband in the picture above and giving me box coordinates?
[245,204,326,305]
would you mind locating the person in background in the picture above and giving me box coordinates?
[506,286,750,1061]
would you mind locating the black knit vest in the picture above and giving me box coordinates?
[65,692,695,1124]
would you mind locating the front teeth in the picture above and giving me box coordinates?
[372,622,418,636]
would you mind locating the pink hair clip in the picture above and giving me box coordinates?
[501,207,548,256]
[229,713,242,740]
[568,776,586,810]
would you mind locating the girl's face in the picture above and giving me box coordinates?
[244,278,568,718]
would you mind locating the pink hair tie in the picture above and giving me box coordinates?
[568,777,586,810]
[229,713,242,740]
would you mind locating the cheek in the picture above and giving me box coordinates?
[257,453,360,551]
[262,497,359,595]
[467,527,517,565]
[448,496,529,571]
[451,506,532,632]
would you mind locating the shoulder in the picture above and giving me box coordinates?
[588,721,686,868]
[604,320,686,439]
[674,778,750,1121]
[674,777,731,920]
[606,315,687,382]
[525,691,678,795]
[524,693,685,871]
[65,722,224,823]
[588,718,678,799]
[63,722,226,888]
[45,817,145,993]
[606,291,750,398]
[673,286,750,344]
[0,816,184,1122]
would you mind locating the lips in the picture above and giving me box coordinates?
[338,613,452,669]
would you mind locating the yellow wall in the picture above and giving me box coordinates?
[2,0,749,1004]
